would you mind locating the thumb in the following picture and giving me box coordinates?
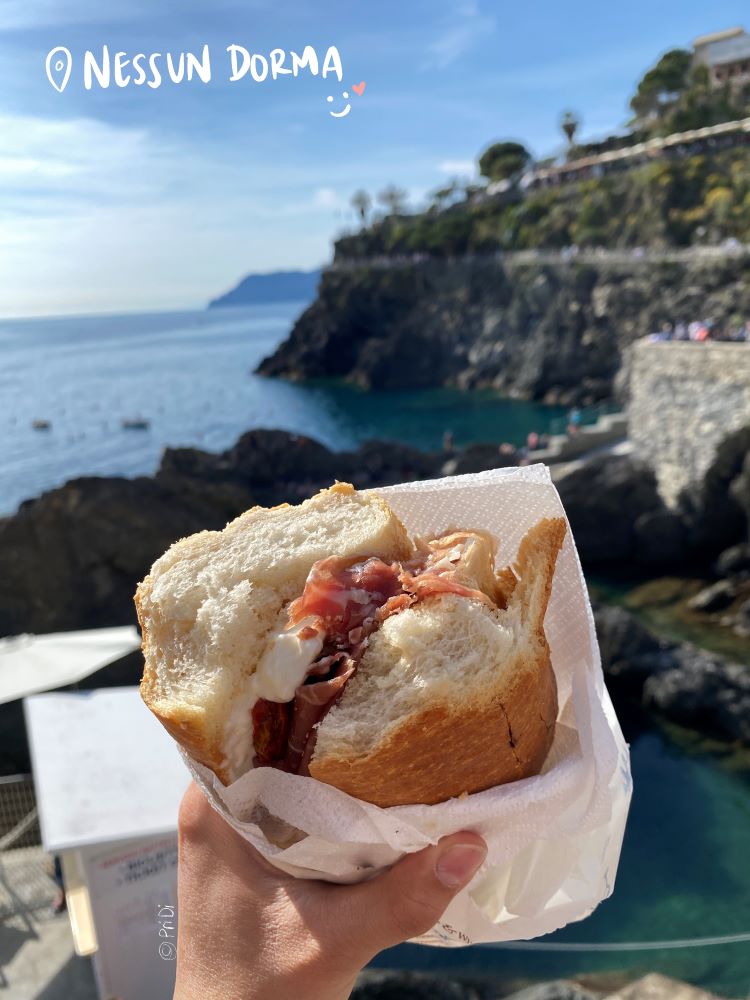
[336,832,487,961]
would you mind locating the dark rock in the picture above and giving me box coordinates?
[594,603,750,745]
[0,430,445,638]
[643,648,750,744]
[159,431,443,499]
[224,429,340,488]
[732,597,750,638]
[257,260,622,397]
[352,973,598,1000]
[442,443,519,477]
[352,972,484,1000]
[0,475,253,637]
[714,542,750,579]
[729,448,750,524]
[679,425,750,554]
[633,509,687,568]
[593,605,672,694]
[556,455,662,565]
[687,579,738,613]
[340,439,441,486]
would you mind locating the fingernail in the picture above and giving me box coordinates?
[435,843,487,888]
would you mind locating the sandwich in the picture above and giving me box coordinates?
[136,483,566,807]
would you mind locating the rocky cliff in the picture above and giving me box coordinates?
[257,255,750,402]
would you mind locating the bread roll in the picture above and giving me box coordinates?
[136,482,566,805]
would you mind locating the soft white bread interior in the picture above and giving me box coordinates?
[136,483,413,783]
[308,517,566,806]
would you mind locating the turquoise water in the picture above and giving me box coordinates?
[0,303,562,515]
[380,712,750,998]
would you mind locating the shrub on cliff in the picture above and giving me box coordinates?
[334,146,750,260]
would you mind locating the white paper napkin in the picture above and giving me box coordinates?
[182,464,632,946]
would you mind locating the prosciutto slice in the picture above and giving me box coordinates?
[251,532,496,774]
[283,658,355,774]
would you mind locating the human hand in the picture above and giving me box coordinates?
[174,781,487,1000]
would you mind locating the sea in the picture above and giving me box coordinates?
[1,302,748,996]
[0,302,564,516]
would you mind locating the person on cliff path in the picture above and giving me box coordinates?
[567,407,582,435]
[172,781,487,1000]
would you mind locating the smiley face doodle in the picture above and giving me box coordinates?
[327,82,365,117]
[327,91,351,117]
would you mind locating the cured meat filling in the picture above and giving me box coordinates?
[251,533,496,774]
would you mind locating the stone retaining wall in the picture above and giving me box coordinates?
[628,341,750,505]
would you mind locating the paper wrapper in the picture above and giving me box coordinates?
[182,464,632,946]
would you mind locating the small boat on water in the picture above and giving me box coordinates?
[121,417,150,430]
[32,419,51,431]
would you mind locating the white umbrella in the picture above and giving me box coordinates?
[0,627,141,705]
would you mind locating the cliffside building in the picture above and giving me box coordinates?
[692,27,750,88]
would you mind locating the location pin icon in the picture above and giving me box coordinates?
[45,47,72,93]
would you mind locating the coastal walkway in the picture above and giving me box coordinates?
[328,244,750,273]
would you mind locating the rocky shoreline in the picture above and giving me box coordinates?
[352,971,728,1000]
[0,427,748,767]
[256,255,750,404]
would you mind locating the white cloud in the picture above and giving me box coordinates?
[424,0,495,69]
[312,187,342,210]
[0,114,166,205]
[438,159,475,176]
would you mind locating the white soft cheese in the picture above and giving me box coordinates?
[252,619,325,702]
[220,617,325,779]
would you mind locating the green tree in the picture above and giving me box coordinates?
[350,190,371,226]
[705,186,734,226]
[429,180,460,211]
[630,49,692,121]
[478,141,531,182]
[377,185,408,216]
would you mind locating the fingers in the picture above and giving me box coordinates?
[177,781,211,838]
[333,831,487,963]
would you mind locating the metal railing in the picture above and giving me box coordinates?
[0,774,56,921]
[0,775,41,851]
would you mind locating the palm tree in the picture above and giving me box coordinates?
[350,190,371,227]
[560,110,580,146]
[377,185,408,216]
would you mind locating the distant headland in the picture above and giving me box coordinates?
[208,268,321,308]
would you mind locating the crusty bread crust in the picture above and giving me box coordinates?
[139,665,235,784]
[308,517,566,806]
[307,645,557,806]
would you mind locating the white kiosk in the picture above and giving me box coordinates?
[24,686,192,1000]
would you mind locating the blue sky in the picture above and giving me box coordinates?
[2,0,749,316]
